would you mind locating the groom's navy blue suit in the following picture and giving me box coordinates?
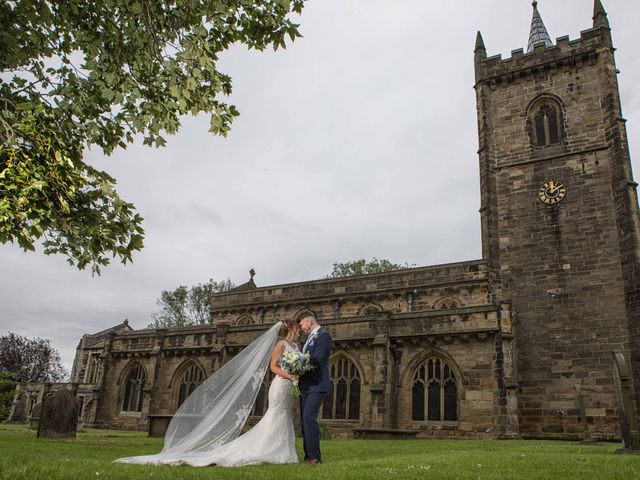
[299,327,332,463]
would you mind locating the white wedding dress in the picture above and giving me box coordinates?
[178,341,299,467]
[116,337,298,467]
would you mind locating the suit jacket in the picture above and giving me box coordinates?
[299,328,332,393]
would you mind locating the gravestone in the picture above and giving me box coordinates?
[37,390,80,439]
[8,393,27,422]
[29,401,43,429]
[612,352,640,453]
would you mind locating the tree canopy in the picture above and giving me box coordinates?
[0,0,306,274]
[328,258,415,278]
[0,333,68,383]
[0,371,17,420]
[149,278,234,328]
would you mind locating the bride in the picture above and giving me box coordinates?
[115,319,301,467]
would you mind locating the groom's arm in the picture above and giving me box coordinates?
[311,333,332,366]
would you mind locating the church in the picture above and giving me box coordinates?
[13,1,640,440]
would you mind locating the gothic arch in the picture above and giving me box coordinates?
[525,93,566,148]
[118,361,147,413]
[170,359,206,410]
[235,315,254,326]
[328,351,367,384]
[525,92,565,118]
[401,349,463,423]
[401,348,463,387]
[116,360,148,386]
[433,297,461,310]
[322,351,365,421]
[359,303,384,316]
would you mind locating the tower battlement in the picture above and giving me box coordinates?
[476,27,611,85]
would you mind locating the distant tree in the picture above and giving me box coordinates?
[187,279,235,325]
[328,258,415,278]
[0,333,68,383]
[0,0,306,274]
[150,278,234,328]
[0,371,17,420]
[150,285,189,328]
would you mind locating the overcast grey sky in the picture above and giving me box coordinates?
[1,0,639,371]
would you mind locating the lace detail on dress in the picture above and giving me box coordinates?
[233,406,251,429]
[252,367,266,390]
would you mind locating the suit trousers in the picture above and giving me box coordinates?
[300,390,326,462]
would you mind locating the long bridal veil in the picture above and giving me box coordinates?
[115,321,282,464]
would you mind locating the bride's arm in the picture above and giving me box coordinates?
[270,341,298,381]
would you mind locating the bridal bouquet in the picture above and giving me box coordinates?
[279,350,314,396]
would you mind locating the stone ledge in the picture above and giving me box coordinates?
[353,428,418,440]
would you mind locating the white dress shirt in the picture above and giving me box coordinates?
[303,325,321,352]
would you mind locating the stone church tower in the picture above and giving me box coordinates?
[474,0,640,437]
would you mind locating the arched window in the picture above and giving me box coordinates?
[434,298,460,310]
[527,96,564,149]
[322,356,361,421]
[235,315,253,326]
[176,362,205,409]
[411,357,457,422]
[84,353,102,384]
[360,304,383,316]
[122,363,146,412]
[533,104,560,146]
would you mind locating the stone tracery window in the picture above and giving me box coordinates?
[527,97,564,148]
[176,362,205,409]
[411,357,457,422]
[122,363,146,412]
[322,355,361,421]
[84,353,103,384]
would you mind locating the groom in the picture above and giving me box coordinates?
[297,310,332,464]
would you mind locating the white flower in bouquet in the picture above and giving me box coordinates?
[279,350,315,395]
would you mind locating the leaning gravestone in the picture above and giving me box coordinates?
[37,390,80,439]
[612,351,640,453]
[29,401,43,429]
[8,392,27,422]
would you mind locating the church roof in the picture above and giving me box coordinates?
[527,1,553,53]
[228,279,257,292]
[228,268,258,292]
[83,319,133,343]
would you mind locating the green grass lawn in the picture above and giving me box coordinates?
[1,423,638,480]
